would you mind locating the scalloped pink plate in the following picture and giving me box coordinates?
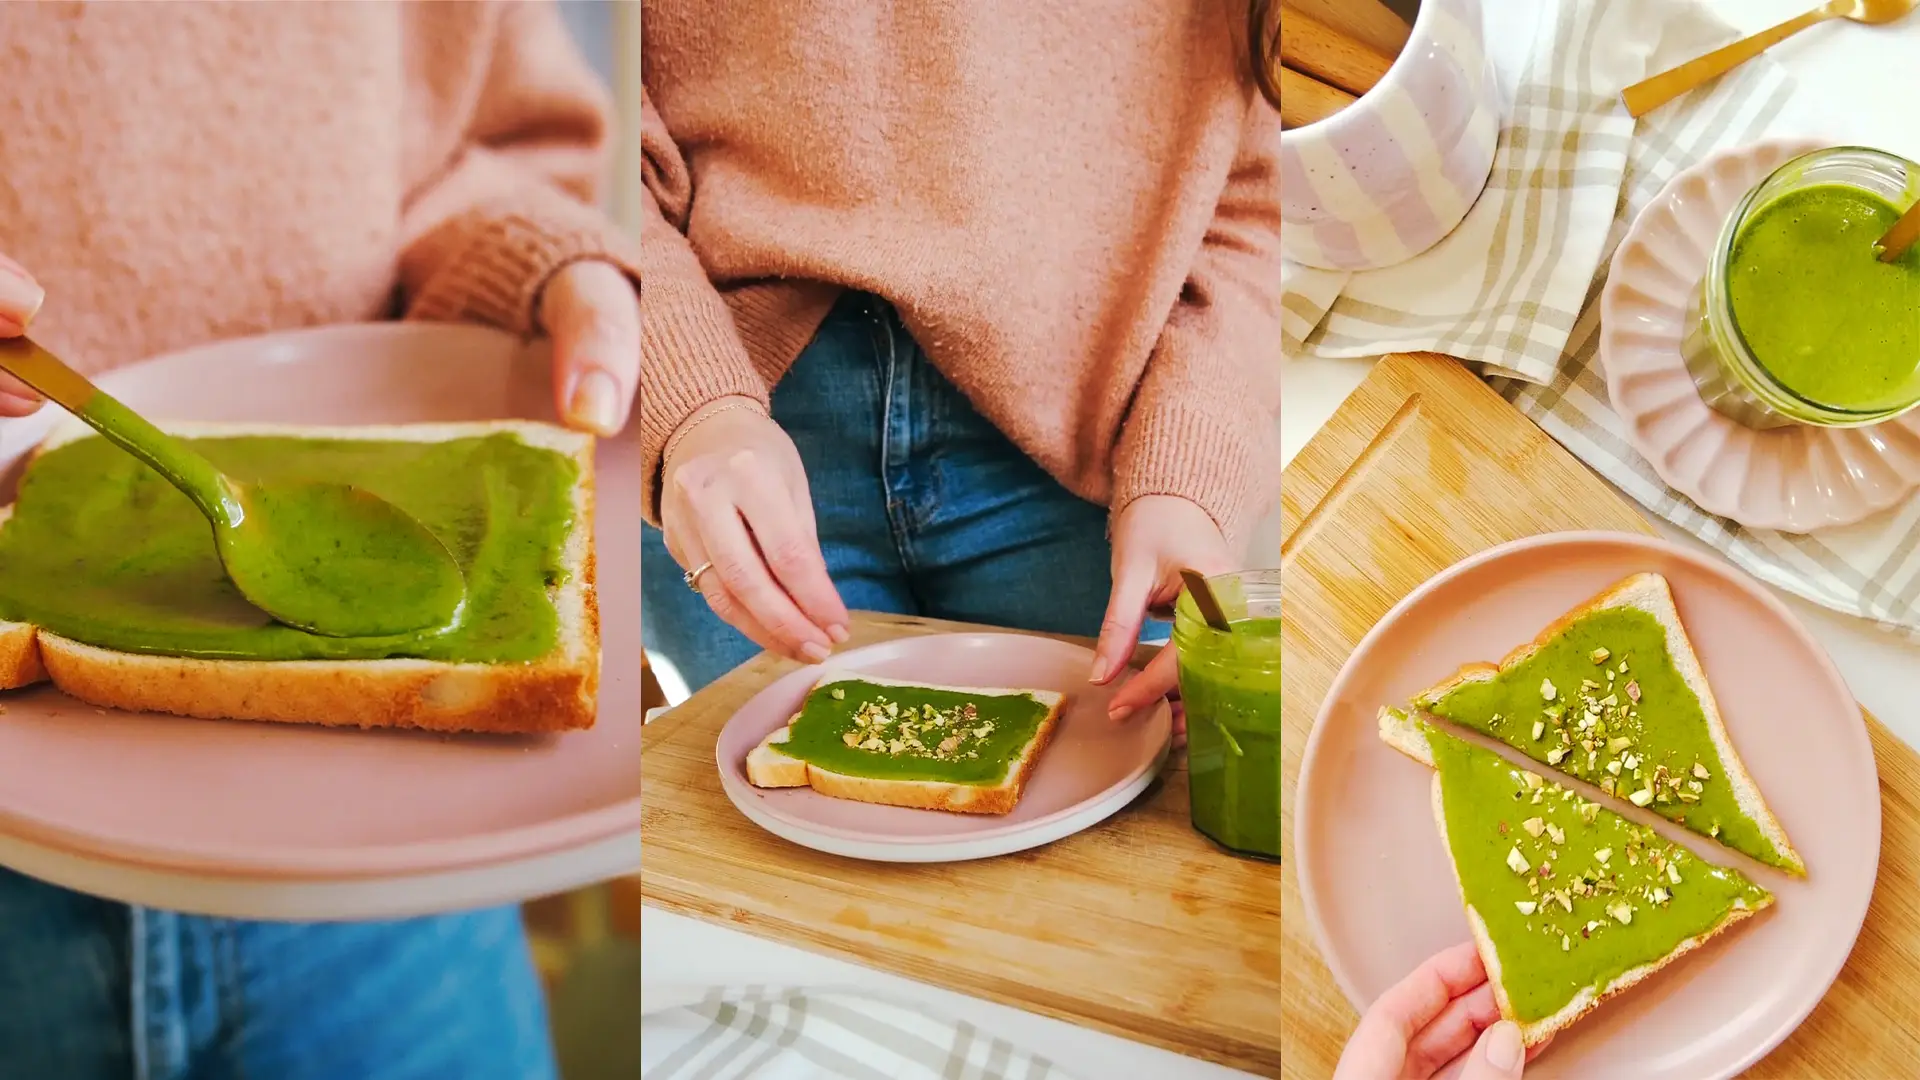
[1294,532,1878,1079]
[0,323,640,880]
[715,633,1173,863]
[1599,138,1920,533]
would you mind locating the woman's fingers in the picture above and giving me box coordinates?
[0,254,46,412]
[1107,645,1178,720]
[0,377,41,416]
[1403,982,1500,1077]
[739,467,848,641]
[676,533,791,658]
[542,260,639,436]
[1092,554,1155,685]
[692,493,833,662]
[1350,942,1487,1053]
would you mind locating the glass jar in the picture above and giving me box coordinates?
[1681,146,1920,430]
[1174,569,1281,862]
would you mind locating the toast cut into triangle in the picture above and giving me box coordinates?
[745,671,1064,815]
[1378,708,1773,1047]
[1410,572,1804,876]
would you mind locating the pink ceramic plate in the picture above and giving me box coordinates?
[0,323,640,880]
[1294,532,1878,1079]
[715,633,1173,863]
[1600,138,1920,533]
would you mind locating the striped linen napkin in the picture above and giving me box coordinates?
[1283,0,1920,636]
[642,986,1074,1080]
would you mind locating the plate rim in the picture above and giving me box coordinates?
[713,631,1174,861]
[1291,529,1880,1077]
[0,321,642,880]
[1597,135,1920,533]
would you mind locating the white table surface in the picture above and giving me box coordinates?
[643,6,1919,1076]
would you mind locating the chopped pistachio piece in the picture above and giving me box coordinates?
[1546,823,1566,845]
[830,687,846,700]
[1692,762,1711,780]
[1629,787,1654,807]
[1531,720,1545,740]
[1506,847,1532,874]
[1608,902,1634,925]
[1515,900,1537,915]
[1590,647,1610,663]
[1540,678,1557,701]
[1522,817,1545,838]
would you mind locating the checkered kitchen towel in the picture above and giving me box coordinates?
[1283,0,1920,635]
[642,987,1075,1080]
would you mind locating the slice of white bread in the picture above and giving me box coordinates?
[0,418,598,735]
[1378,707,1772,1047]
[1411,572,1804,876]
[745,671,1065,815]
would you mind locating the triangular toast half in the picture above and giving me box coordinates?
[1410,572,1804,876]
[1379,708,1773,1046]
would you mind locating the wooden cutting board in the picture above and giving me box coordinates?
[1279,352,1920,1078]
[641,614,1283,1076]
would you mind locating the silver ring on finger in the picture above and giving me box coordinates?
[683,561,716,594]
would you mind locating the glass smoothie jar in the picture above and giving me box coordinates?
[1680,145,1920,430]
[1174,569,1281,861]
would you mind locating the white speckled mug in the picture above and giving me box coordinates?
[1281,0,1500,271]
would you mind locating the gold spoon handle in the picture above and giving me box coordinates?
[1877,197,1920,263]
[0,336,240,526]
[1179,568,1235,632]
[1620,2,1841,118]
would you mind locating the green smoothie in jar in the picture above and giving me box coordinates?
[1174,569,1281,861]
[1682,145,1920,429]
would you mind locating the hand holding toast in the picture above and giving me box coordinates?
[0,253,47,416]
[659,400,851,663]
[539,259,640,437]
[1333,942,1541,1080]
[1097,494,1234,727]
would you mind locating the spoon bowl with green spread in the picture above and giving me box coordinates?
[0,336,465,638]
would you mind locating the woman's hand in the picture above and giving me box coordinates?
[540,260,641,436]
[0,253,48,416]
[658,398,850,663]
[1332,942,1542,1080]
[1097,494,1235,729]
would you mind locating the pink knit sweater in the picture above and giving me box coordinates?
[0,1,637,377]
[641,2,1283,544]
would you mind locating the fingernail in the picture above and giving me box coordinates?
[1107,704,1129,721]
[800,642,831,663]
[1484,1021,1524,1071]
[567,370,622,435]
[0,273,44,329]
[827,624,850,644]
[1089,658,1110,684]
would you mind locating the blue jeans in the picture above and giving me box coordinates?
[0,868,555,1079]
[643,292,1164,691]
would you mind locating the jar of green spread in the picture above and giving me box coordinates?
[1174,569,1281,862]
[1681,145,1920,429]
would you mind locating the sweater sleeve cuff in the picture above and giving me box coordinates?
[1109,394,1278,553]
[405,192,642,337]
[638,277,771,523]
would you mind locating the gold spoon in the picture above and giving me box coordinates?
[1621,0,1916,119]
[1876,196,1920,263]
[0,337,466,638]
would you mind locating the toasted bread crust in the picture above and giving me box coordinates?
[745,676,1065,815]
[0,422,598,734]
[1411,572,1804,876]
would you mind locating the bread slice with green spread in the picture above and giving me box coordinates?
[1379,707,1773,1047]
[0,418,598,735]
[1410,572,1804,876]
[746,671,1065,815]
